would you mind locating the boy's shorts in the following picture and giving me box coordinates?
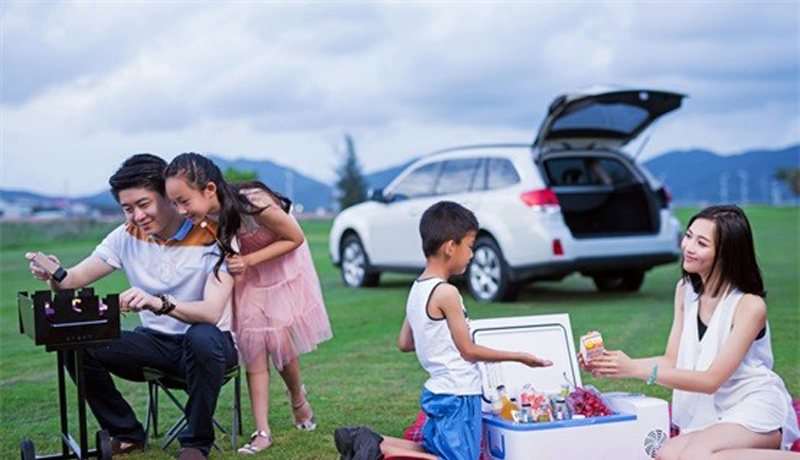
[420,388,482,460]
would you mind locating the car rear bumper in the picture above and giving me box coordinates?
[509,252,679,282]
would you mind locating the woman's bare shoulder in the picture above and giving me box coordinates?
[737,293,767,316]
[675,278,688,295]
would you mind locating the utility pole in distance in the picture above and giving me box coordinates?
[719,172,729,204]
[737,169,748,205]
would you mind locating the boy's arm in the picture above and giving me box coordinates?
[27,253,115,290]
[397,317,415,352]
[119,271,234,324]
[433,284,551,367]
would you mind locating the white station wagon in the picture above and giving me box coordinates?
[329,88,686,302]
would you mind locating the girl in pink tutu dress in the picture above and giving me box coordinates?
[165,153,332,454]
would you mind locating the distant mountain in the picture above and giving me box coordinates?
[3,145,797,215]
[643,145,799,205]
[2,158,335,214]
[0,189,60,202]
[208,156,333,212]
[67,156,334,212]
[0,187,118,210]
[77,190,118,210]
[363,159,417,191]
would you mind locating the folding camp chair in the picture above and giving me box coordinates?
[142,365,243,452]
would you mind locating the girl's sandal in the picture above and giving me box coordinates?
[289,385,317,431]
[237,430,272,455]
[292,399,317,431]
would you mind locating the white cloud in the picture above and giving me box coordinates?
[2,1,798,196]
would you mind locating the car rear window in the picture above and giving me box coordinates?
[551,103,649,136]
[544,157,636,187]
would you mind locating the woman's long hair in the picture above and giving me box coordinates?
[164,153,291,276]
[682,205,765,298]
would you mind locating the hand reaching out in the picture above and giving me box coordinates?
[519,353,553,368]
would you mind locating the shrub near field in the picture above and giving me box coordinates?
[0,207,797,460]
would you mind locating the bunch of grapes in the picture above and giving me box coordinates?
[567,387,613,417]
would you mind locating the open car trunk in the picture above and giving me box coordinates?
[542,154,660,238]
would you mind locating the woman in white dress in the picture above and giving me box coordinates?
[587,205,799,459]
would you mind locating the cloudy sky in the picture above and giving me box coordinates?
[2,1,798,196]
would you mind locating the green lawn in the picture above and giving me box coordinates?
[1,207,797,459]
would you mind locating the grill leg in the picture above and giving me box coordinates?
[76,350,89,459]
[57,351,70,458]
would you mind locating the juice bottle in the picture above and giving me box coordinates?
[497,385,517,421]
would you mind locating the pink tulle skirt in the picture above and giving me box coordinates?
[232,243,332,373]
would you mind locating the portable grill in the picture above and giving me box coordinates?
[17,288,121,460]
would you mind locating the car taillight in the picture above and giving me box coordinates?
[520,189,560,208]
[553,238,564,256]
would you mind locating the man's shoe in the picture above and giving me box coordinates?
[110,438,144,456]
[178,447,208,460]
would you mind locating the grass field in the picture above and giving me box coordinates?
[1,207,797,459]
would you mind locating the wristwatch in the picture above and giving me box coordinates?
[155,294,177,316]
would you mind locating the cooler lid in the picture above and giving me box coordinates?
[471,314,582,403]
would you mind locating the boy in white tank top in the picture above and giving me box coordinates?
[334,201,551,460]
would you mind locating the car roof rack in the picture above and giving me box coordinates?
[423,143,533,158]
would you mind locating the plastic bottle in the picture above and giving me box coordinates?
[537,401,552,422]
[490,392,503,416]
[497,386,517,421]
[521,402,532,423]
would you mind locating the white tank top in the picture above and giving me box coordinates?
[673,283,799,449]
[406,278,481,395]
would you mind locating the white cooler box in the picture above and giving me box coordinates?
[471,314,669,460]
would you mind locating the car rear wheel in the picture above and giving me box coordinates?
[340,234,380,288]
[468,236,518,302]
[592,271,645,292]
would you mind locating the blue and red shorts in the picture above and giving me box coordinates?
[420,388,481,460]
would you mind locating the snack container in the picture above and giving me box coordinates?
[471,314,669,460]
[580,330,605,363]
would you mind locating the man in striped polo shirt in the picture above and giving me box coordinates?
[28,154,237,460]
